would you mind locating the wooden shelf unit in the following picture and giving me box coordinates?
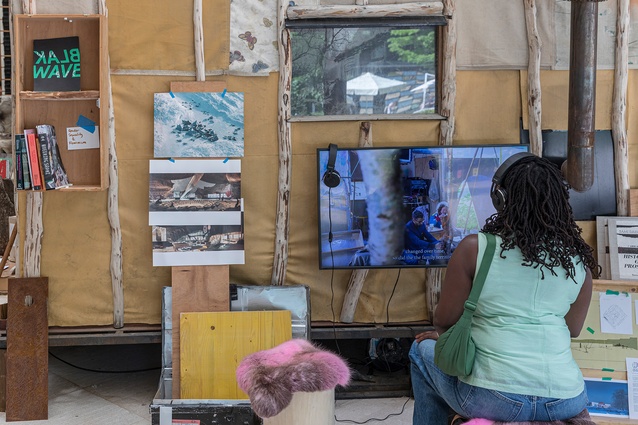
[14,14,109,191]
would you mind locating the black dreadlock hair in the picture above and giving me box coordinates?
[482,155,600,281]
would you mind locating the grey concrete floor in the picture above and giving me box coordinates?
[0,344,414,424]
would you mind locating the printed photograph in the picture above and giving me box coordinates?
[148,159,242,226]
[152,223,245,266]
[154,91,244,158]
[584,378,629,418]
[149,172,241,212]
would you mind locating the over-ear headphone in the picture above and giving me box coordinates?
[490,152,535,211]
[322,143,341,188]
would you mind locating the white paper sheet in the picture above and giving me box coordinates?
[627,357,638,419]
[600,292,633,335]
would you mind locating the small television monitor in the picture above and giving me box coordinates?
[317,144,529,269]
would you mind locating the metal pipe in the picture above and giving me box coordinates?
[564,0,601,192]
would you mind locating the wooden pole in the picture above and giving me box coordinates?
[426,0,457,322]
[21,0,35,14]
[271,0,293,286]
[613,0,630,216]
[193,0,205,82]
[287,2,444,20]
[524,0,543,156]
[340,122,373,323]
[0,224,17,272]
[97,0,125,329]
[23,192,42,278]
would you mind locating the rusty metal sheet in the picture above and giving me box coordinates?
[6,277,48,421]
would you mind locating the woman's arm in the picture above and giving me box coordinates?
[564,267,593,337]
[433,234,479,335]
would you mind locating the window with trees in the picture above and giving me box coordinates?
[288,18,445,120]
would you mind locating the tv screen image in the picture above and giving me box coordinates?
[317,144,530,269]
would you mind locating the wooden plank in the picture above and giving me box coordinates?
[180,310,291,399]
[171,265,229,399]
[6,277,48,421]
[169,81,226,93]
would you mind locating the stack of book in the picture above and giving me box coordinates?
[15,124,70,191]
[597,216,638,281]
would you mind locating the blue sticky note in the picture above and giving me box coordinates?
[76,115,97,134]
[169,91,175,98]
[168,158,175,163]
[223,157,229,163]
[221,89,227,99]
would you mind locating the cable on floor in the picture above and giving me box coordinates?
[335,396,411,423]
[48,351,161,374]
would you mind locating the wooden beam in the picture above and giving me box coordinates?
[427,0,456,322]
[23,191,42,278]
[524,0,543,156]
[271,2,293,286]
[340,122,372,323]
[193,0,205,82]
[21,0,35,14]
[96,2,125,329]
[613,0,630,216]
[287,2,444,20]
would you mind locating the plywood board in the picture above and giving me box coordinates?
[180,310,292,399]
[6,277,48,421]
[171,265,230,399]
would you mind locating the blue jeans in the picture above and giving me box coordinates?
[409,340,588,425]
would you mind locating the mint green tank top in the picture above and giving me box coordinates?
[459,232,586,398]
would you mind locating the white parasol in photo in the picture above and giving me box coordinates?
[346,72,407,96]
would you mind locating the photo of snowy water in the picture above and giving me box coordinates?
[154,91,244,158]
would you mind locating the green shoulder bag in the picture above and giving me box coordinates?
[433,232,496,377]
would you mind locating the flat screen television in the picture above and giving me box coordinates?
[317,144,530,269]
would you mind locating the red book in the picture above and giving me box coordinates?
[24,129,43,190]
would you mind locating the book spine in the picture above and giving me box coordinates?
[14,135,24,190]
[20,135,31,190]
[35,125,56,190]
[24,130,42,190]
[47,125,70,188]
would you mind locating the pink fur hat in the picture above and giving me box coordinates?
[236,339,351,418]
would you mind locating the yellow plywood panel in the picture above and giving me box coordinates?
[180,310,292,399]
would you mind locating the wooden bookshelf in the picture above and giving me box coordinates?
[13,14,109,191]
[593,279,638,292]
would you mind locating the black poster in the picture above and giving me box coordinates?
[33,36,81,91]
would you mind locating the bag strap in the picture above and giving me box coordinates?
[463,232,496,313]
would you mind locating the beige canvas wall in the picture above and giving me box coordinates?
[16,0,633,326]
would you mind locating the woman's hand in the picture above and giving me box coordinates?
[414,330,439,342]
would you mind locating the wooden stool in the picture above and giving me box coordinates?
[263,389,334,425]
